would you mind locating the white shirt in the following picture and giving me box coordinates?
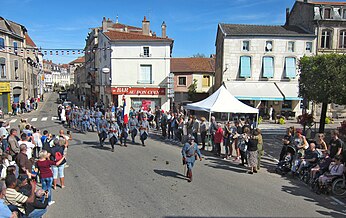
[33,133,43,148]
[0,126,9,138]
[18,141,35,159]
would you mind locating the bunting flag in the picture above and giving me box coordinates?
[50,51,53,55]
[72,51,75,55]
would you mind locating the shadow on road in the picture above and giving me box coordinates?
[281,178,346,217]
[153,169,187,181]
[88,145,111,151]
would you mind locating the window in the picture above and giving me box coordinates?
[13,41,18,55]
[239,56,251,78]
[265,41,273,52]
[143,47,150,57]
[262,57,274,78]
[288,41,295,52]
[0,38,4,49]
[306,42,313,52]
[339,30,346,48]
[0,57,6,78]
[139,65,152,84]
[14,60,18,79]
[343,9,346,19]
[242,41,250,51]
[324,8,331,19]
[178,77,186,86]
[202,75,210,87]
[285,57,296,79]
[321,30,331,48]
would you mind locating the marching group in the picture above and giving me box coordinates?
[11,97,41,116]
[277,127,346,195]
[0,119,70,218]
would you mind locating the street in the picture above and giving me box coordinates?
[7,93,346,218]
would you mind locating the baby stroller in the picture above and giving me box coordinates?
[276,145,296,175]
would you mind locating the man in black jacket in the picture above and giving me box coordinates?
[25,189,48,217]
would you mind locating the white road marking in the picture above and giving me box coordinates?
[331,196,345,206]
[31,118,38,122]
[9,119,17,123]
[52,117,58,120]
[41,117,48,121]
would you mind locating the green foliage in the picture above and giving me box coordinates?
[279,117,286,125]
[258,116,263,125]
[191,53,206,58]
[299,54,346,132]
[188,79,198,101]
[299,54,346,105]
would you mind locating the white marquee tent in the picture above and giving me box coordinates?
[185,85,259,114]
[184,85,259,127]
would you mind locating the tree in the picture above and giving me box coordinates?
[188,79,198,101]
[191,53,206,58]
[299,54,346,133]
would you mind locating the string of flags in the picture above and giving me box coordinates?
[0,46,112,56]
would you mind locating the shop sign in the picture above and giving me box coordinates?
[112,87,166,95]
[0,82,10,93]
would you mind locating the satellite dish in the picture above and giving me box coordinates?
[102,68,110,74]
[266,42,272,50]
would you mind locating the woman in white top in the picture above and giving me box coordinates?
[32,128,43,159]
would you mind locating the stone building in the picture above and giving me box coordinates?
[287,0,346,118]
[215,24,316,118]
[170,57,215,104]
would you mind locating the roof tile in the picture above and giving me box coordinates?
[171,58,215,73]
[104,30,172,41]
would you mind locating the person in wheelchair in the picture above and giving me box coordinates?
[318,155,344,189]
[296,141,319,174]
[310,150,332,181]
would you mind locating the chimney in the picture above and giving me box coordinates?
[161,21,167,38]
[142,16,150,36]
[285,8,290,26]
[102,17,108,32]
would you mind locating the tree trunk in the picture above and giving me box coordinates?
[319,102,328,133]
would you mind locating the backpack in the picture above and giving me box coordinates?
[55,151,63,161]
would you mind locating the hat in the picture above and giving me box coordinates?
[188,135,195,141]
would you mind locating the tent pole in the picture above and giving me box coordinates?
[227,113,230,121]
[256,113,259,128]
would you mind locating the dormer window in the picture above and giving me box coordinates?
[324,8,331,19]
[265,41,273,52]
[242,41,250,51]
[288,41,295,52]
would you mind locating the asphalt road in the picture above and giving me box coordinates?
[7,93,346,218]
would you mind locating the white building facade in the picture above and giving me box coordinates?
[97,17,173,114]
[215,24,316,118]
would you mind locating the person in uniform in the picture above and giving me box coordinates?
[181,135,202,182]
[94,108,103,130]
[119,121,129,147]
[108,118,119,152]
[97,115,109,147]
[129,114,139,143]
[139,115,150,146]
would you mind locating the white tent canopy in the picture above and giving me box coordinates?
[185,85,258,114]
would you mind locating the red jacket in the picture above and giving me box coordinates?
[214,127,224,143]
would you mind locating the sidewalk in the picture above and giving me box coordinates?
[2,92,53,122]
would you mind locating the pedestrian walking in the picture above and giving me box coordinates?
[181,135,202,182]
[108,119,119,152]
[139,115,150,146]
[129,114,139,143]
[97,115,109,147]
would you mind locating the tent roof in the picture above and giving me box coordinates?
[185,85,258,114]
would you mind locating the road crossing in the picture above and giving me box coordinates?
[7,116,59,124]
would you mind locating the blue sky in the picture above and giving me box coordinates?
[0,0,343,64]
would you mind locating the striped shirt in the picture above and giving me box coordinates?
[5,188,28,213]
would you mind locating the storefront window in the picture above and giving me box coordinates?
[131,98,161,111]
[282,100,292,110]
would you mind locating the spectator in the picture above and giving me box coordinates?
[32,128,42,159]
[328,130,343,159]
[40,130,49,145]
[5,174,36,216]
[18,133,35,160]
[0,122,9,153]
[255,128,264,171]
[22,125,33,137]
[192,116,200,145]
[244,127,258,174]
[51,138,66,189]
[214,123,223,157]
[315,133,327,152]
[8,129,20,159]
[0,180,18,218]
[200,117,208,151]
[318,155,344,188]
[15,144,32,177]
[37,150,65,205]
[25,189,48,217]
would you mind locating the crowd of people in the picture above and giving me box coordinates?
[11,97,41,116]
[277,128,346,195]
[0,119,70,217]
